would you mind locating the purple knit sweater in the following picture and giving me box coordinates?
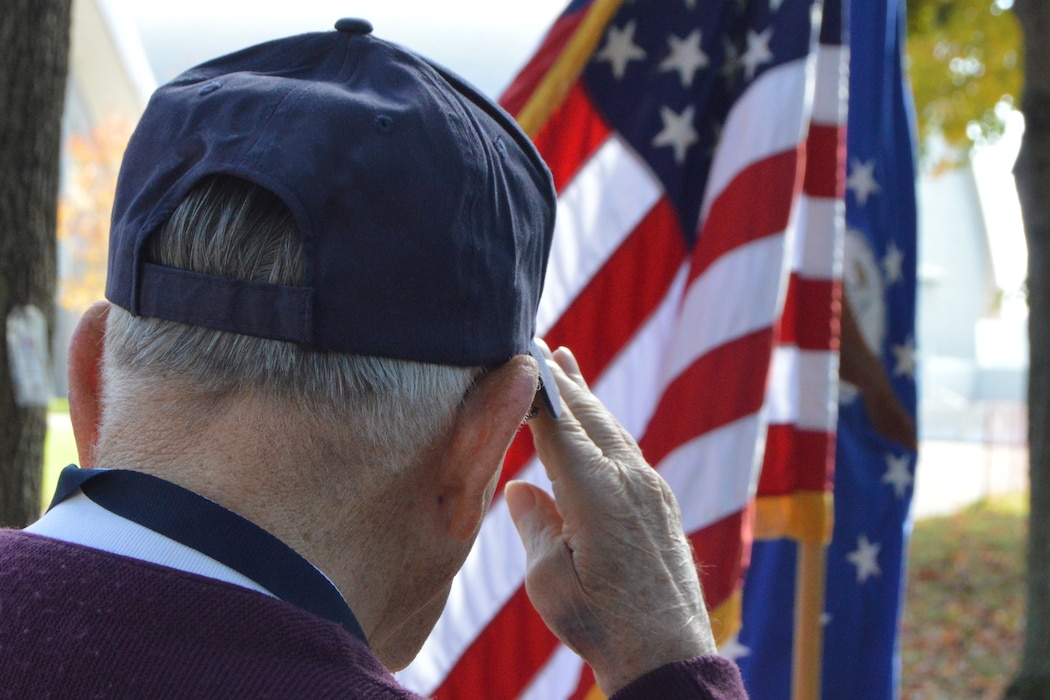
[0,530,745,698]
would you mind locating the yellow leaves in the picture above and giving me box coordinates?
[56,113,133,312]
[906,0,1023,163]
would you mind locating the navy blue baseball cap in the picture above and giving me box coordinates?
[106,18,560,416]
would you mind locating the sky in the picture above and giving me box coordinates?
[114,0,568,98]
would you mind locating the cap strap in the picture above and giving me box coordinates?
[136,263,313,344]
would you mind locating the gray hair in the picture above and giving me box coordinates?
[102,175,479,470]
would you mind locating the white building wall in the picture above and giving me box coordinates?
[916,122,1028,443]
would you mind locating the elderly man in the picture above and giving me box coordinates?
[2,20,745,698]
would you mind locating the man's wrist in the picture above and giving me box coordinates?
[608,655,746,699]
[596,628,717,696]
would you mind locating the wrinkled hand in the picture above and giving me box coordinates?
[505,345,716,696]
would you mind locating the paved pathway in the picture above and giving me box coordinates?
[912,440,1028,519]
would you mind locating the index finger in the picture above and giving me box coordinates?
[529,347,646,493]
[543,347,645,460]
[527,354,606,487]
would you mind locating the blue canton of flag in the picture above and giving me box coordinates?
[736,0,919,697]
[581,0,817,244]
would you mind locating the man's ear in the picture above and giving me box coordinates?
[438,355,538,542]
[67,302,110,469]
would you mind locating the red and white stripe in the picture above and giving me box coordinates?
[758,42,846,500]
[398,10,845,700]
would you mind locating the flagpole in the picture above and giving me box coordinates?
[515,0,624,136]
[792,540,827,700]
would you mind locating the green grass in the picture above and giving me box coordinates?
[43,408,78,510]
[901,494,1028,699]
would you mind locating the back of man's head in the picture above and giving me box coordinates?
[102,175,478,472]
[96,20,559,472]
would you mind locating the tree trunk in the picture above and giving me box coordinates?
[0,0,71,528]
[1008,1,1050,697]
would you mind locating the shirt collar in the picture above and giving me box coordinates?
[43,466,368,646]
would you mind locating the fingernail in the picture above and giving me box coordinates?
[554,346,581,375]
[505,480,536,522]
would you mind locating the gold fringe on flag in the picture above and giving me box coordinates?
[515,0,625,137]
[754,491,835,545]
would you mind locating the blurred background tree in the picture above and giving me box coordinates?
[907,1,1050,696]
[907,0,1022,165]
[0,0,72,528]
[56,115,133,314]
[1006,1,1050,694]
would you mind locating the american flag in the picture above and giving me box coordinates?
[739,0,920,695]
[750,0,844,550]
[399,0,844,696]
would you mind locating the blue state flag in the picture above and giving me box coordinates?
[736,0,919,697]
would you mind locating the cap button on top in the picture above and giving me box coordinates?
[335,18,373,35]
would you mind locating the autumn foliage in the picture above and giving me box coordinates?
[901,496,1027,698]
[56,113,132,312]
[906,0,1023,157]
